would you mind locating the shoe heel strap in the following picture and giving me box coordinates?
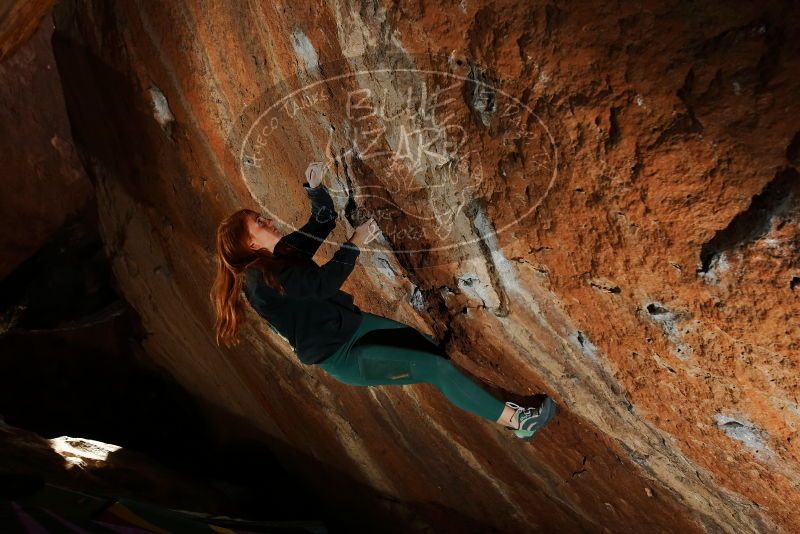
[505,402,523,429]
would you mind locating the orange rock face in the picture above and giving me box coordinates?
[42,0,800,531]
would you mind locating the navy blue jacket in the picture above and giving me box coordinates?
[243,182,364,364]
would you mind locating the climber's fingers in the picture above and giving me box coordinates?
[305,161,327,188]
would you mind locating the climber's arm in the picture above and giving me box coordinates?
[280,182,338,258]
[277,240,360,299]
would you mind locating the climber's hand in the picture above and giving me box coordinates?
[348,217,380,248]
[305,161,327,188]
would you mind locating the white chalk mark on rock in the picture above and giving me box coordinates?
[148,85,174,131]
[713,413,773,462]
[291,30,320,76]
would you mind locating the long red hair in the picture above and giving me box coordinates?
[210,208,303,348]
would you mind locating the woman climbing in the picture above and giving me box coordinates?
[210,161,557,441]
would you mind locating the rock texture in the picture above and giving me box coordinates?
[0,0,54,61]
[37,0,800,531]
[0,419,231,514]
[0,12,93,279]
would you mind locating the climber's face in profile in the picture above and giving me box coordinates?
[245,212,282,252]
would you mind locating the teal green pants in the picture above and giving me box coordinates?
[318,312,506,422]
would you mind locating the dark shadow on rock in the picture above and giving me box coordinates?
[146,397,513,533]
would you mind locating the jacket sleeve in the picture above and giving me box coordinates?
[278,241,361,299]
[281,182,338,258]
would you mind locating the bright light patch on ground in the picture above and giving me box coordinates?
[48,436,122,468]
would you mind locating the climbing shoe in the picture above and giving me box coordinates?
[504,397,557,441]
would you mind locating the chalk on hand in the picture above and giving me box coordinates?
[305,161,326,186]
